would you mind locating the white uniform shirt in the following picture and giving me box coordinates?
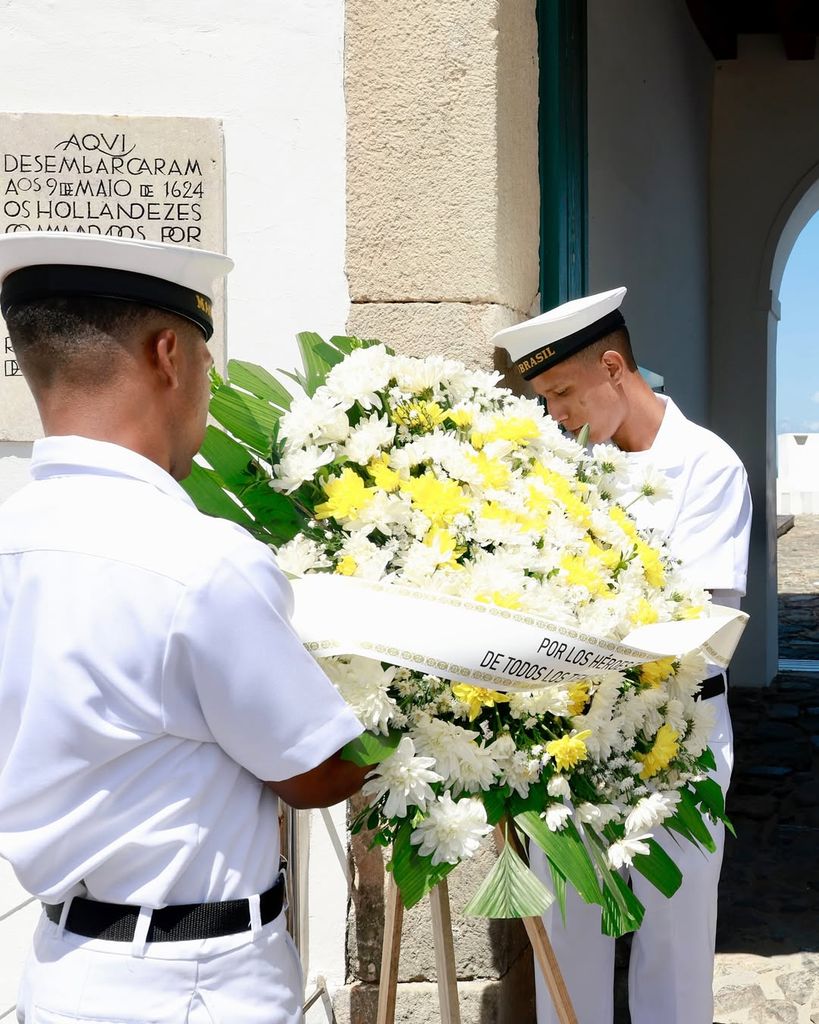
[624,396,752,607]
[0,436,363,909]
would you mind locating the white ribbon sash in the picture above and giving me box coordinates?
[290,576,748,692]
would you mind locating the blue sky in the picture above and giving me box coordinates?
[776,211,819,434]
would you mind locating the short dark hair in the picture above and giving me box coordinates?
[6,296,160,388]
[574,326,637,372]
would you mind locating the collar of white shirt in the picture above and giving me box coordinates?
[30,435,195,507]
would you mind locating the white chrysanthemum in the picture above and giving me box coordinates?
[336,531,395,581]
[492,736,541,797]
[320,656,400,735]
[280,389,352,448]
[607,833,653,869]
[544,803,572,832]
[410,793,492,865]
[669,651,708,700]
[353,491,413,536]
[575,802,622,827]
[324,345,392,410]
[683,701,717,756]
[633,465,673,503]
[624,791,681,836]
[391,354,465,394]
[412,717,500,794]
[547,774,571,798]
[509,686,571,720]
[363,736,442,818]
[341,414,396,465]
[271,444,335,493]
[274,534,331,576]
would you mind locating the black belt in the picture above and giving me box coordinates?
[43,871,285,942]
[695,673,726,701]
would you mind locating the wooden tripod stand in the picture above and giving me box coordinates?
[375,821,578,1024]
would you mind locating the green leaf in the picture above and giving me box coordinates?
[313,340,346,367]
[463,840,554,918]
[327,334,358,355]
[296,331,333,395]
[576,423,591,448]
[390,819,457,909]
[514,811,603,907]
[695,746,717,773]
[629,838,682,898]
[200,426,263,489]
[582,826,644,937]
[481,787,509,826]
[341,730,402,766]
[227,359,293,410]
[691,777,726,820]
[548,861,568,924]
[239,483,302,544]
[210,385,280,454]
[672,788,717,853]
[180,463,257,530]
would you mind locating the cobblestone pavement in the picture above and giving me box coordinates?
[613,518,819,1023]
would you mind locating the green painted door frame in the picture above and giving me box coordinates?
[537,0,588,311]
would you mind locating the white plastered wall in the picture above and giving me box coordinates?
[586,0,713,421]
[711,35,819,684]
[0,1,350,1016]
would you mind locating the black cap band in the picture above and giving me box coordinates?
[516,309,626,380]
[0,264,214,339]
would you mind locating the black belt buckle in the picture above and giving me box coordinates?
[44,870,285,942]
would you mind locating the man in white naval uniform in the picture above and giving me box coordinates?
[494,288,752,1024]
[0,234,369,1024]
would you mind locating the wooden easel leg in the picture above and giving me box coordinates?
[429,879,462,1024]
[495,822,579,1024]
[376,873,404,1024]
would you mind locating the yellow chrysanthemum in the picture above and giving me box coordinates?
[446,409,473,428]
[401,472,470,526]
[424,527,465,569]
[315,468,375,520]
[586,539,622,572]
[531,465,591,526]
[393,400,447,431]
[636,541,666,587]
[546,730,592,771]
[679,605,703,620]
[469,451,511,489]
[561,554,611,598]
[609,505,638,541]
[476,591,523,611]
[480,501,519,526]
[567,681,591,716]
[631,597,659,626]
[639,657,676,688]
[636,724,680,779]
[485,415,541,446]
[335,555,358,576]
[367,453,400,492]
[451,684,511,722]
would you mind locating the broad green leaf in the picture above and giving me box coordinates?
[464,840,553,918]
[481,786,509,826]
[691,777,726,820]
[180,463,257,530]
[674,788,717,853]
[296,331,333,395]
[210,385,280,455]
[200,426,263,489]
[629,838,682,898]
[548,860,568,924]
[583,826,644,937]
[696,746,717,773]
[239,483,302,544]
[390,819,457,909]
[327,334,357,355]
[227,359,293,410]
[507,781,548,819]
[515,811,602,907]
[279,367,309,392]
[341,730,402,767]
[313,341,346,368]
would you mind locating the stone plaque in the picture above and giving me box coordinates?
[0,113,226,441]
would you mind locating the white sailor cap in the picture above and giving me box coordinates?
[494,286,627,380]
[0,233,233,340]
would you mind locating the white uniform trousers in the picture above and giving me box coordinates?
[533,692,733,1024]
[17,905,304,1024]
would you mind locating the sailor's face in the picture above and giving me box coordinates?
[172,325,213,477]
[531,355,624,444]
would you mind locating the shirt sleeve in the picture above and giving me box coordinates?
[669,455,752,595]
[162,538,363,782]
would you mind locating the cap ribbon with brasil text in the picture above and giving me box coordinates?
[0,233,233,340]
[494,286,627,380]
